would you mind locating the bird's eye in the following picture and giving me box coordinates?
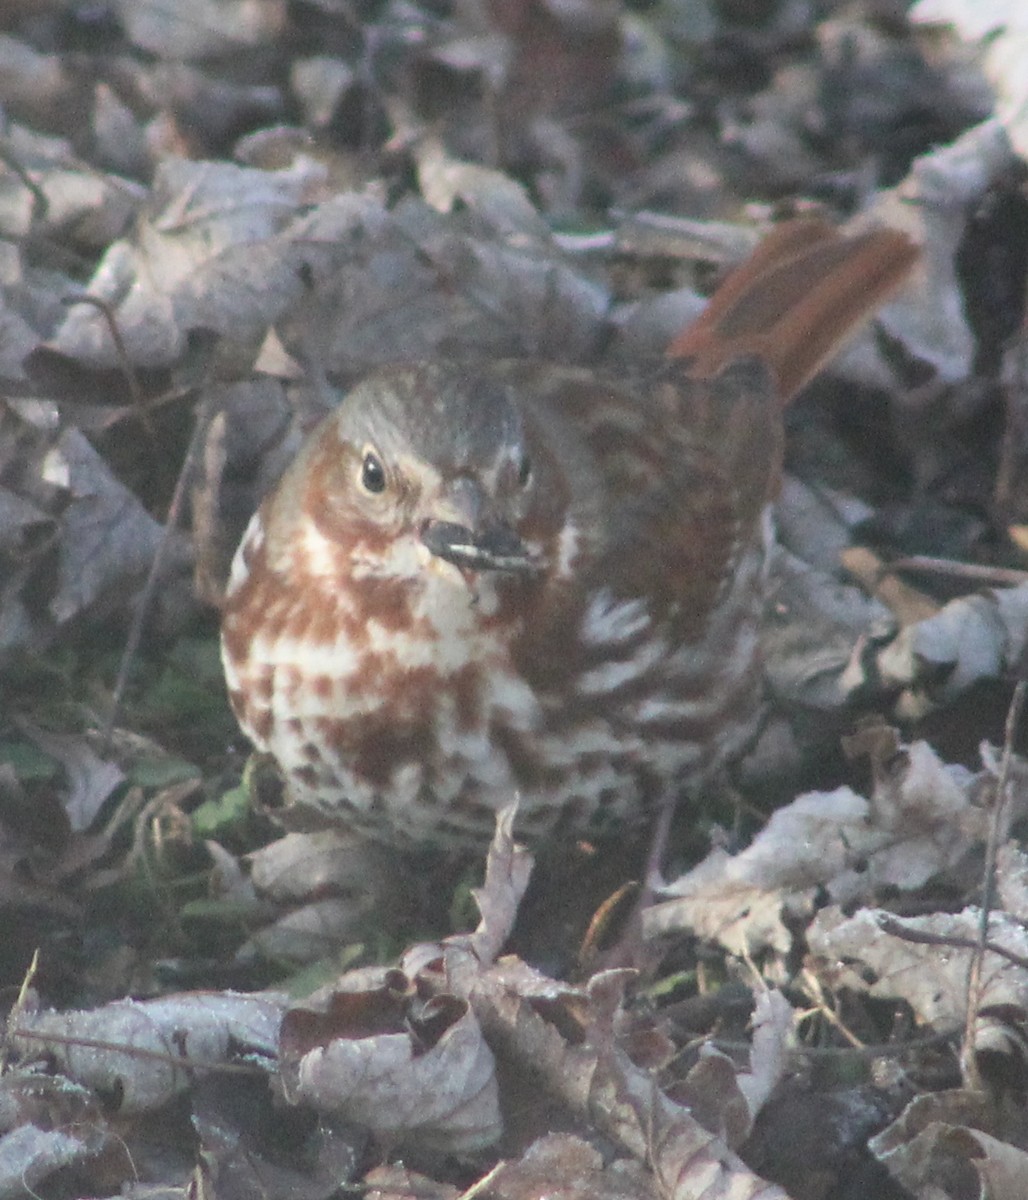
[517,454,532,488]
[359,449,387,494]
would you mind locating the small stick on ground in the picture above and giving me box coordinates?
[961,680,1026,1088]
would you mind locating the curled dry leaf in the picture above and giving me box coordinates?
[646,737,984,956]
[876,581,1028,716]
[0,407,173,652]
[593,974,788,1148]
[234,898,379,968]
[247,829,400,904]
[0,118,144,248]
[16,724,124,833]
[279,971,502,1153]
[238,831,410,967]
[674,1051,755,1152]
[760,542,894,715]
[462,963,788,1198]
[284,190,610,375]
[873,1091,1028,1200]
[12,992,282,1114]
[877,119,1016,383]
[468,801,534,967]
[48,155,330,368]
[363,1163,459,1200]
[44,427,171,626]
[735,990,794,1125]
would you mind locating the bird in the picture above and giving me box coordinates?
[220,217,917,851]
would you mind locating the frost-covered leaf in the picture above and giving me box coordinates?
[13,993,282,1113]
[647,738,983,955]
[913,0,1028,154]
[0,1125,98,1200]
[809,905,1028,1036]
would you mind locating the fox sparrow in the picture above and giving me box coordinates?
[221,218,917,849]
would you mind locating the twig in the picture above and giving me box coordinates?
[61,294,152,434]
[798,967,865,1050]
[710,1028,957,1061]
[888,555,1028,588]
[1,950,40,1076]
[0,142,49,223]
[876,913,1028,971]
[963,680,1026,1087]
[12,1027,268,1077]
[104,394,215,745]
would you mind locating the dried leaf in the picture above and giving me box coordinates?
[49,156,329,368]
[469,803,533,967]
[279,977,501,1152]
[44,427,168,625]
[873,1092,1028,1200]
[13,993,281,1113]
[481,1133,656,1200]
[17,725,124,832]
[913,0,1028,154]
[809,905,1028,1037]
[648,738,985,955]
[876,582,1028,715]
[116,0,287,61]
[461,958,788,1197]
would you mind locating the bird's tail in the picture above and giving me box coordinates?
[666,216,918,403]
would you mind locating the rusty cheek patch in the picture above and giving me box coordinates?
[301,426,357,530]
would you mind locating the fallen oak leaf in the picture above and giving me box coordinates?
[443,951,789,1199]
[278,969,501,1153]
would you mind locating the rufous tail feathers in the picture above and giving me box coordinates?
[666,217,919,403]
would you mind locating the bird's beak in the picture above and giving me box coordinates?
[420,477,539,573]
[421,519,540,573]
